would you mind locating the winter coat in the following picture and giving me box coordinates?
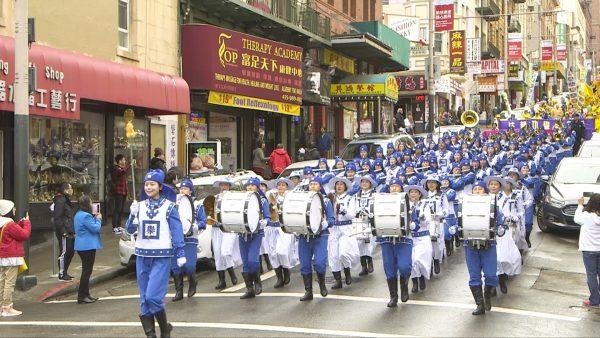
[52,193,74,237]
[268,148,292,175]
[316,133,332,152]
[74,210,103,251]
[149,157,167,173]
[0,218,31,258]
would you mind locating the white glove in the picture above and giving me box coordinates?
[321,219,328,227]
[449,226,457,235]
[497,226,506,237]
[511,217,520,223]
[410,221,417,230]
[130,200,139,216]
[259,219,269,227]
[177,257,187,267]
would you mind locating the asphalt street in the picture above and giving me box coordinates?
[2,224,600,337]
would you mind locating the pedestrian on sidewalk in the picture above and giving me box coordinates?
[252,141,269,178]
[111,154,130,235]
[73,195,103,304]
[268,143,292,178]
[0,199,31,317]
[53,182,75,281]
[316,127,332,158]
[149,147,167,174]
[574,193,600,308]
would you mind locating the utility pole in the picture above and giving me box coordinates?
[503,0,509,108]
[14,0,36,290]
[427,0,436,132]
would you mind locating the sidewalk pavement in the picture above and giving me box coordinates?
[15,225,131,303]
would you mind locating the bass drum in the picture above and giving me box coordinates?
[459,194,495,241]
[280,191,324,235]
[216,191,262,234]
[370,192,410,237]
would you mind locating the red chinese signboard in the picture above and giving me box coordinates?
[449,30,465,74]
[508,40,522,61]
[181,24,303,105]
[556,45,567,61]
[396,75,428,91]
[434,1,454,32]
[541,40,553,61]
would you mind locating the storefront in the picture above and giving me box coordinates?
[181,24,302,171]
[0,36,189,229]
[395,73,428,133]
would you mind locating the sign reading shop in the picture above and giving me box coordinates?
[181,24,303,112]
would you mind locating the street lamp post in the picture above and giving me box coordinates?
[428,0,436,132]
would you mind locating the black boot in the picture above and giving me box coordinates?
[399,277,409,303]
[227,267,238,285]
[411,277,419,293]
[499,274,508,294]
[187,274,197,298]
[386,278,399,308]
[445,240,453,256]
[264,254,273,271]
[300,274,313,301]
[317,273,328,297]
[359,256,368,276]
[259,256,264,274]
[139,314,157,338]
[484,285,494,311]
[215,270,226,290]
[331,271,343,289]
[154,310,173,338]
[526,230,532,248]
[171,275,184,302]
[255,273,263,295]
[433,259,441,274]
[367,256,374,273]
[344,267,352,285]
[240,273,255,299]
[273,267,284,289]
[283,268,291,285]
[419,276,426,290]
[470,286,486,315]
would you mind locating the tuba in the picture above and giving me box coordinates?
[202,195,217,225]
[461,110,479,128]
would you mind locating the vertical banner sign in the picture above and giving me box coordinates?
[541,40,553,61]
[449,30,465,74]
[556,45,567,61]
[466,38,481,63]
[507,33,522,61]
[434,0,454,32]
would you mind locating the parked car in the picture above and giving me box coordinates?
[278,159,336,178]
[414,125,466,143]
[590,132,600,141]
[118,169,257,268]
[339,133,415,161]
[537,157,600,232]
[576,140,600,158]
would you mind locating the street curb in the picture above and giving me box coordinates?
[37,266,131,302]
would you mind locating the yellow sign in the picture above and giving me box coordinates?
[330,75,399,100]
[323,48,356,74]
[208,91,300,116]
[540,61,560,71]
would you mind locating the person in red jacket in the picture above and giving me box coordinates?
[0,199,31,317]
[268,144,292,177]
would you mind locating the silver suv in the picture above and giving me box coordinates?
[340,133,415,161]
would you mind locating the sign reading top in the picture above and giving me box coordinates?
[181,24,303,105]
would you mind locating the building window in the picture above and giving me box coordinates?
[434,33,443,53]
[118,0,130,50]
[343,0,348,14]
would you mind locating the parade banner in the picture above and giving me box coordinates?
[449,30,465,74]
[507,33,522,61]
[556,44,567,61]
[434,0,454,32]
[541,40,553,61]
[498,118,594,139]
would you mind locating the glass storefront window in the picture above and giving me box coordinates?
[29,112,105,202]
[114,116,149,200]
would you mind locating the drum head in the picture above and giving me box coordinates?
[246,192,261,233]
[308,193,323,233]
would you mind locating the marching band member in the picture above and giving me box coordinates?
[327,177,359,289]
[385,154,401,184]
[259,179,273,273]
[298,167,314,192]
[358,145,371,162]
[436,141,453,173]
[373,159,387,187]
[407,184,431,293]
[126,170,185,338]
[475,155,494,180]
[171,178,201,302]
[353,175,378,276]
[518,163,540,247]
[266,178,297,288]
[506,167,533,248]
[235,177,271,299]
[378,178,414,307]
[486,176,521,295]
[332,157,346,177]
[422,175,450,274]
[343,163,361,196]
[316,158,335,186]
[440,174,459,256]
[299,176,334,301]
[501,177,527,252]
[212,179,241,290]
[289,170,303,191]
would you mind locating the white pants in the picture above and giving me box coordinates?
[411,236,433,279]
[432,223,445,261]
[328,225,360,272]
[212,228,242,271]
[264,227,298,269]
[357,234,376,257]
[496,228,522,276]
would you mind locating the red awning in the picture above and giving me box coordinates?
[0,36,189,119]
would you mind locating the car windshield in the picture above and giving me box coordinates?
[340,136,415,161]
[554,164,600,184]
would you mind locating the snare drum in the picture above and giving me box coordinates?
[216,191,262,234]
[280,191,324,235]
[370,192,410,237]
[351,217,371,240]
[458,194,495,241]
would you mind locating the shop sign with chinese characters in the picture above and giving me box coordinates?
[0,57,79,119]
[181,24,303,108]
[449,30,465,74]
[434,0,454,32]
[330,75,399,101]
[396,74,427,92]
[323,48,355,74]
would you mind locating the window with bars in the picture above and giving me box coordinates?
[118,0,130,50]
[434,33,443,53]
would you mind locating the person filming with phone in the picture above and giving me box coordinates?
[574,193,600,308]
[73,195,103,304]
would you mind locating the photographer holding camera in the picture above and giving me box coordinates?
[574,193,600,308]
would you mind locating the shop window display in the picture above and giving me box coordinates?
[113,116,149,200]
[29,112,105,202]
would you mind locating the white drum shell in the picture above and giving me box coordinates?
[460,194,494,240]
[371,193,409,237]
[351,218,371,240]
[217,191,261,234]
[281,191,324,235]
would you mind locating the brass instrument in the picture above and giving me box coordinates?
[202,195,217,226]
[268,192,280,220]
[461,110,479,128]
